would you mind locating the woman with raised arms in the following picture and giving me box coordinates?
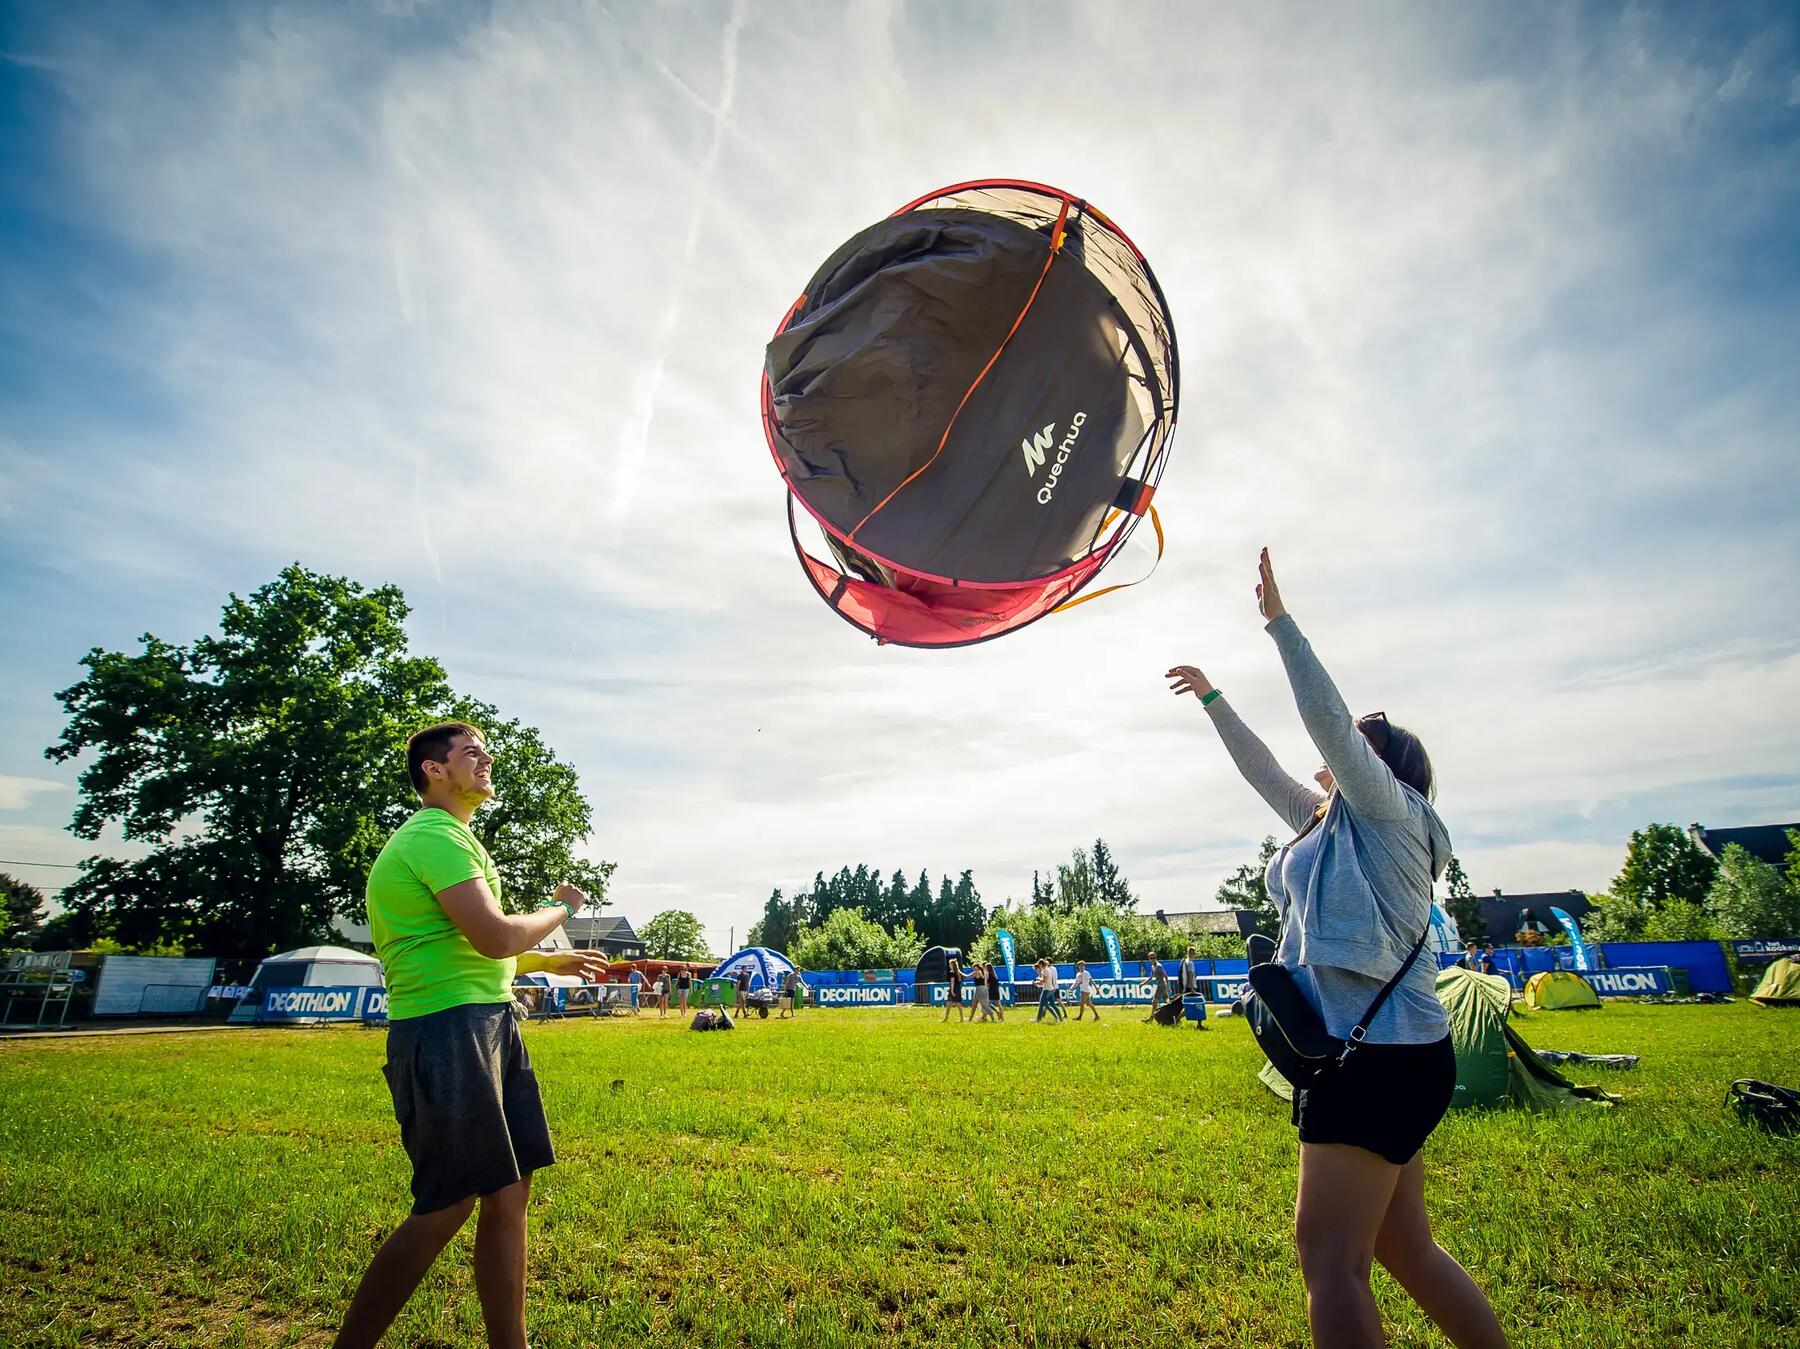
[1167,550,1508,1349]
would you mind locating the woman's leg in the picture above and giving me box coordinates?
[1373,1154,1510,1349]
[1295,1142,1403,1349]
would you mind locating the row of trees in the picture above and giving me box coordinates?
[16,566,614,960]
[1205,820,1800,948]
[743,842,1145,972]
[1581,823,1800,943]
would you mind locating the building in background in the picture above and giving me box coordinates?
[1689,821,1798,877]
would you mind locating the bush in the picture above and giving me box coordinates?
[791,909,925,972]
[1705,844,1800,941]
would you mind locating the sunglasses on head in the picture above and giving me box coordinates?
[1356,711,1390,756]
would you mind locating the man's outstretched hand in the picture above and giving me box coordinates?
[542,950,610,981]
[1166,665,1214,699]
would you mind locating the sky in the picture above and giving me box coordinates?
[2,0,1798,954]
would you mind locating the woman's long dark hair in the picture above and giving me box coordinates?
[1288,716,1436,846]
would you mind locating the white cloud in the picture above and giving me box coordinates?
[3,1,1797,949]
[0,775,71,812]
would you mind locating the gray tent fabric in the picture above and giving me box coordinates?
[760,183,1179,648]
[768,210,1146,581]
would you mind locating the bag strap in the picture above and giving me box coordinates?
[1340,925,1431,1063]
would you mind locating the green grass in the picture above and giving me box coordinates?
[1,1002,1796,1347]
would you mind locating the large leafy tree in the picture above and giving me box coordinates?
[1216,836,1280,938]
[1053,846,1098,913]
[640,909,710,960]
[44,565,610,958]
[1613,824,1719,912]
[452,697,614,912]
[1,872,47,949]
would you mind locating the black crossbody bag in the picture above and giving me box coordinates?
[1240,926,1430,1089]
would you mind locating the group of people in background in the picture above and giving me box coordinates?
[941,957,1005,1022]
[1460,940,1500,977]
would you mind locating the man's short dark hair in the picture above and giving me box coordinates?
[407,721,484,793]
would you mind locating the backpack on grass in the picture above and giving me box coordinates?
[1727,1079,1800,1135]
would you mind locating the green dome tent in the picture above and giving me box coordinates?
[1438,967,1615,1110]
[1750,957,1800,1007]
[1522,968,1601,1011]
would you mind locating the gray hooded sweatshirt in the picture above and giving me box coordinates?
[1206,614,1450,1044]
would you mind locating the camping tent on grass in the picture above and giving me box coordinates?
[1522,969,1601,1011]
[1257,968,1618,1109]
[228,945,383,1023]
[710,947,795,991]
[1750,957,1800,1007]
[1439,967,1616,1109]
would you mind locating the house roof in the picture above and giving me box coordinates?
[564,914,641,944]
[1689,822,1797,872]
[1150,909,1245,936]
[1474,891,1591,942]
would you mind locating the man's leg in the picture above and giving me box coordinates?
[474,1174,532,1349]
[334,1196,478,1349]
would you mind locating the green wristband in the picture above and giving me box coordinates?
[543,899,576,921]
[1200,689,1223,707]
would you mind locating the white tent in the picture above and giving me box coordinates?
[229,945,384,1023]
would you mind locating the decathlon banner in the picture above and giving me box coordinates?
[1583,967,1671,997]
[814,983,909,1007]
[928,983,1017,1006]
[997,930,1016,983]
[258,985,383,1022]
[1206,976,1250,1004]
[1100,927,1123,980]
[1550,906,1594,972]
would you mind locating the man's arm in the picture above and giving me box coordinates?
[435,878,589,960]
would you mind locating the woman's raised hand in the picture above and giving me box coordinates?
[1165,665,1214,699]
[1256,547,1287,623]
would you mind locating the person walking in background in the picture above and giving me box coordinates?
[335,721,607,1349]
[1179,945,1198,998]
[942,956,968,1023]
[986,959,1005,1022]
[626,965,645,1016]
[734,965,751,1016]
[675,967,692,1015]
[1168,548,1509,1349]
[1148,953,1172,1010]
[1460,940,1481,971]
[971,961,995,1022]
[1073,960,1101,1021]
[655,970,670,1017]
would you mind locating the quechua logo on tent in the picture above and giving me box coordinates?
[1020,412,1087,506]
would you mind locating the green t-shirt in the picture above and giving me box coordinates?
[366,808,513,1020]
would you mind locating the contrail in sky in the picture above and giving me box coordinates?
[608,0,749,530]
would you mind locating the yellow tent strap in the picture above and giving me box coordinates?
[1050,502,1164,614]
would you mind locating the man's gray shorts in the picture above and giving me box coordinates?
[381,1001,555,1215]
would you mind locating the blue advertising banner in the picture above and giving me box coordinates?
[1206,977,1249,1004]
[1100,927,1123,980]
[814,982,909,1007]
[1733,939,1800,964]
[1584,967,1672,997]
[259,985,382,1022]
[997,930,1016,983]
[926,983,1017,1006]
[1550,906,1593,972]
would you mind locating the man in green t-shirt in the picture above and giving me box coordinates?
[335,721,605,1349]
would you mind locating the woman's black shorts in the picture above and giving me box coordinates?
[1292,1034,1455,1165]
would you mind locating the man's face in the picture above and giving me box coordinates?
[429,732,494,803]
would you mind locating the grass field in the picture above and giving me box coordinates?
[1,1002,1796,1347]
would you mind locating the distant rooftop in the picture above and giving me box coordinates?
[1689,822,1797,873]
